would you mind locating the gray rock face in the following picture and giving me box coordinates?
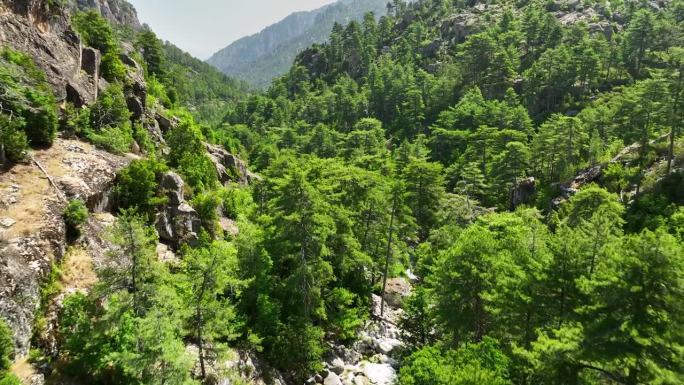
[205,143,258,185]
[324,372,343,385]
[0,139,129,357]
[331,357,346,375]
[81,46,101,78]
[155,172,201,247]
[0,1,97,104]
[161,171,185,206]
[362,363,395,385]
[69,0,141,29]
[511,177,536,209]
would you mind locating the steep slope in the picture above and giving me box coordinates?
[207,0,387,88]
[0,0,247,368]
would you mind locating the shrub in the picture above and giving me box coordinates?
[0,318,14,372]
[60,103,91,137]
[0,374,21,385]
[100,51,127,83]
[0,48,58,148]
[64,199,88,238]
[115,159,167,220]
[72,11,127,83]
[0,114,28,164]
[191,190,221,236]
[178,153,218,192]
[399,339,511,385]
[86,84,133,153]
[23,90,58,145]
[72,11,118,54]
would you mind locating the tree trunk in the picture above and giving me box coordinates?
[667,68,682,174]
[380,193,398,318]
[197,308,206,379]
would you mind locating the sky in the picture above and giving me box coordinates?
[127,0,337,60]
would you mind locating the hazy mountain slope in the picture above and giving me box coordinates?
[207,0,387,88]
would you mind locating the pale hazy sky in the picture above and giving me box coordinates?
[127,0,336,59]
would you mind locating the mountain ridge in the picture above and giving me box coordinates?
[207,0,388,88]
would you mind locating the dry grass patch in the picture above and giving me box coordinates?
[60,246,98,291]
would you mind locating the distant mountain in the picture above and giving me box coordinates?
[207,0,388,89]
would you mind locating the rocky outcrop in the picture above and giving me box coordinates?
[68,0,141,30]
[382,277,412,308]
[0,138,129,357]
[0,0,99,105]
[155,172,201,247]
[511,177,536,209]
[205,143,258,185]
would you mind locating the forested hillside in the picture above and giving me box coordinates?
[1,0,683,385]
[206,0,388,88]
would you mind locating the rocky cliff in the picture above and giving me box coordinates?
[0,139,130,357]
[0,0,142,358]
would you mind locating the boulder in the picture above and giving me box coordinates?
[330,357,345,375]
[324,372,343,385]
[160,171,184,206]
[126,95,145,120]
[155,173,201,247]
[156,112,179,133]
[382,277,412,307]
[81,46,100,78]
[155,203,201,247]
[362,363,395,385]
[66,79,94,107]
[375,338,402,356]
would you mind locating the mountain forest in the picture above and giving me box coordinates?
[0,0,683,385]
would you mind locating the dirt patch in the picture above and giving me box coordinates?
[10,356,36,384]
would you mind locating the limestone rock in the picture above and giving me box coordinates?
[0,217,16,228]
[156,112,179,133]
[69,0,142,29]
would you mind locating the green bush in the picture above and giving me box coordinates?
[85,84,133,153]
[115,158,167,219]
[0,114,28,164]
[72,11,127,83]
[64,199,88,238]
[0,319,14,372]
[101,51,127,83]
[72,11,118,54]
[60,103,91,137]
[0,48,58,148]
[0,374,21,385]
[399,339,511,385]
[177,153,218,192]
[23,90,58,145]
